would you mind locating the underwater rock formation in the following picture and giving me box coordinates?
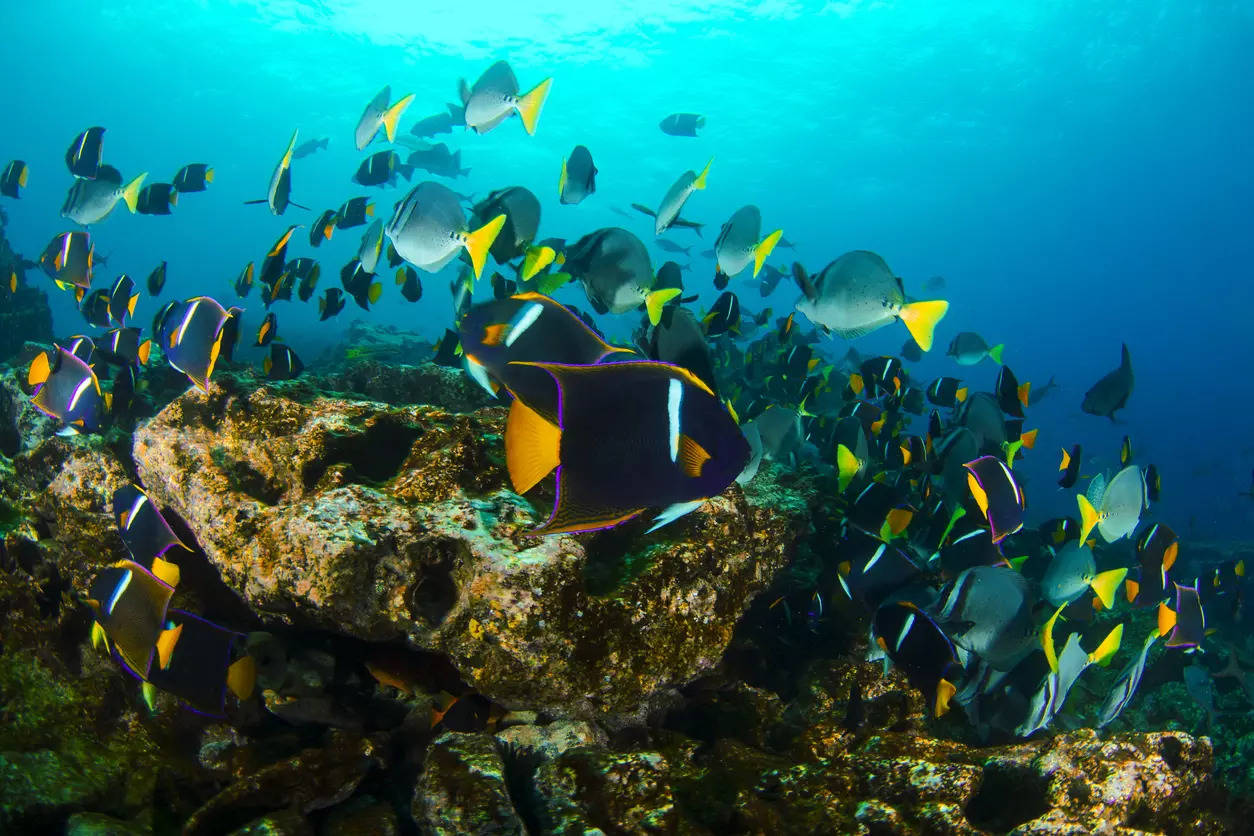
[0,210,52,364]
[131,381,810,722]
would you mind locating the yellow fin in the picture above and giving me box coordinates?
[1157,602,1176,637]
[227,655,257,699]
[522,245,556,281]
[678,434,711,478]
[1089,623,1123,667]
[1018,382,1031,407]
[885,507,913,537]
[966,471,989,516]
[692,157,713,190]
[955,386,968,402]
[121,172,148,213]
[1077,494,1100,546]
[381,93,415,142]
[205,167,214,183]
[27,351,50,386]
[369,282,382,304]
[151,556,181,588]
[899,299,948,352]
[505,397,561,493]
[1090,567,1128,610]
[142,682,158,713]
[988,343,1005,364]
[645,287,681,326]
[849,373,864,395]
[558,158,568,197]
[1125,577,1140,603]
[516,77,553,135]
[90,621,108,652]
[1059,448,1071,471]
[1042,603,1066,673]
[18,166,28,188]
[463,214,506,279]
[935,678,956,717]
[156,624,183,670]
[1020,428,1037,449]
[836,443,861,492]
[753,229,782,278]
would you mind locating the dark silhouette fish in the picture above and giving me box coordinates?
[659,113,705,137]
[406,143,470,179]
[292,137,329,159]
[1081,343,1133,420]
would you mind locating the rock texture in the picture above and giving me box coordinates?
[0,209,52,364]
[132,383,810,721]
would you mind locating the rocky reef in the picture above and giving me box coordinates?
[0,208,52,364]
[0,358,1248,833]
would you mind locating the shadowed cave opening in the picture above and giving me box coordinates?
[302,416,424,490]
[964,758,1051,832]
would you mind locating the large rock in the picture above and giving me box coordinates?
[132,383,810,721]
[0,208,53,364]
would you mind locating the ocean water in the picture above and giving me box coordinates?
[3,1,1250,530]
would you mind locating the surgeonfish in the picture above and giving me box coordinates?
[714,205,782,281]
[559,145,597,205]
[459,60,552,136]
[1077,464,1146,544]
[934,566,1036,670]
[470,187,541,265]
[1081,343,1133,420]
[1040,542,1127,609]
[1098,629,1159,727]
[563,227,677,325]
[61,164,147,225]
[635,158,713,236]
[355,85,415,150]
[793,251,949,351]
[385,181,505,279]
[946,331,1003,366]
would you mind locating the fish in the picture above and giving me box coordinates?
[926,377,967,408]
[160,296,238,392]
[1125,523,1178,608]
[107,274,139,325]
[319,287,346,320]
[994,365,1030,418]
[258,225,300,305]
[85,559,175,678]
[559,145,597,205]
[263,343,303,380]
[396,267,423,303]
[562,227,677,325]
[65,126,105,178]
[754,407,807,467]
[901,340,923,363]
[112,485,189,574]
[659,113,705,137]
[503,360,749,534]
[636,158,712,235]
[793,251,948,351]
[408,104,463,137]
[61,164,147,225]
[1057,444,1082,489]
[1,160,29,198]
[289,258,321,301]
[353,150,411,187]
[703,291,741,338]
[1098,629,1158,727]
[146,262,167,296]
[233,263,255,298]
[355,85,415,150]
[26,347,108,433]
[292,137,329,159]
[243,129,307,215]
[714,205,782,280]
[1120,435,1134,466]
[1144,464,1161,502]
[963,455,1026,543]
[955,392,1007,451]
[646,305,719,397]
[946,331,1003,366]
[172,163,213,192]
[1027,375,1058,405]
[80,289,112,328]
[1077,464,1145,544]
[460,292,633,408]
[835,527,922,607]
[934,565,1036,670]
[1041,542,1128,609]
[470,187,541,265]
[1082,343,1134,421]
[655,240,690,256]
[459,60,552,136]
[144,609,255,716]
[255,312,278,346]
[136,182,178,215]
[1158,581,1205,649]
[385,181,505,279]
[309,209,338,246]
[338,197,375,229]
[99,327,153,368]
[406,143,470,179]
[358,219,385,274]
[872,601,960,716]
[432,329,461,367]
[340,260,382,310]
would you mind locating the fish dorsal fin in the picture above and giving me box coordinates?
[505,397,561,494]
[678,434,711,478]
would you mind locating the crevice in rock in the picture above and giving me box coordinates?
[495,738,552,835]
[302,416,423,490]
[964,758,1050,832]
[406,543,460,628]
[210,445,284,505]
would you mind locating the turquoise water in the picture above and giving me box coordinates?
[3,0,1251,533]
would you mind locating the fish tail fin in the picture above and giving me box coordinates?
[836,443,860,492]
[463,213,506,279]
[18,166,28,188]
[1089,623,1124,667]
[558,158,568,198]
[382,93,415,142]
[205,167,215,183]
[1042,603,1066,673]
[121,173,148,213]
[505,397,561,493]
[898,300,949,352]
[693,157,713,190]
[1059,447,1071,471]
[753,229,783,278]
[515,78,553,136]
[1020,428,1038,449]
[1077,493,1100,545]
[1018,381,1031,407]
[645,287,682,326]
[1157,601,1177,638]
[1090,568,1128,610]
[988,343,1005,364]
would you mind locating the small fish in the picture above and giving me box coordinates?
[703,291,741,338]
[85,559,175,677]
[646,305,718,398]
[655,239,690,255]
[255,312,278,347]
[872,601,960,717]
[1125,523,1178,608]
[26,347,108,433]
[459,60,552,136]
[159,296,238,392]
[470,186,540,265]
[263,343,303,380]
[396,266,423,303]
[406,143,470,179]
[1027,375,1058,405]
[319,287,346,320]
[408,104,463,138]
[145,609,255,716]
[963,455,1026,543]
[107,274,139,325]
[1081,343,1133,421]
[61,164,147,225]
[309,209,338,246]
[1077,464,1145,544]
[559,145,597,205]
[1120,435,1134,466]
[289,258,321,302]
[292,137,329,159]
[794,251,948,351]
[172,163,213,192]
[136,182,178,215]
[1057,444,1082,488]
[636,158,712,236]
[112,484,189,573]
[79,289,112,328]
[432,329,461,367]
[1144,464,1161,502]
[146,262,167,296]
[926,377,967,408]
[1,160,29,198]
[503,360,749,534]
[946,331,1003,365]
[353,150,411,187]
[994,365,1030,418]
[355,85,415,150]
[385,181,504,279]
[563,227,676,325]
[243,129,307,215]
[65,127,105,178]
[99,326,152,368]
[1041,542,1127,608]
[659,113,705,137]
[1158,581,1205,649]
[234,263,255,298]
[1098,629,1158,727]
[714,205,782,281]
[900,339,923,363]
[934,565,1036,670]
[340,259,382,310]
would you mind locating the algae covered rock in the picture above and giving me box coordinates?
[132,382,811,721]
[412,732,524,835]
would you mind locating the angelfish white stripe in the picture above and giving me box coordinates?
[667,378,682,463]
[863,543,887,573]
[504,303,542,348]
[67,376,93,412]
[126,493,147,531]
[172,299,200,347]
[107,569,132,615]
[895,612,915,652]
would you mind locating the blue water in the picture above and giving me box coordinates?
[3,0,1251,539]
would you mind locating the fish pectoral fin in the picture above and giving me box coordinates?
[505,397,561,494]
[646,500,707,533]
[227,655,257,699]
